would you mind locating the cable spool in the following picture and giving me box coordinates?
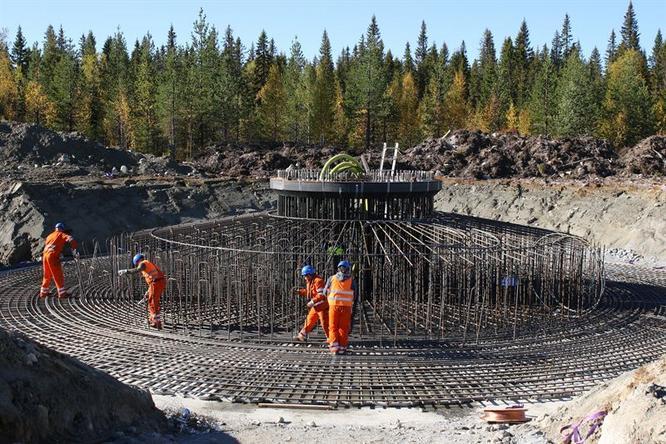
[482,407,530,423]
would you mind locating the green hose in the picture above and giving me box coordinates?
[319,153,364,180]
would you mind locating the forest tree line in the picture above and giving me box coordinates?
[0,2,665,159]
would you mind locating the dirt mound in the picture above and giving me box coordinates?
[516,355,666,443]
[0,327,167,443]
[620,135,666,176]
[195,142,339,177]
[0,121,197,179]
[0,121,136,171]
[404,130,618,179]
[0,178,273,266]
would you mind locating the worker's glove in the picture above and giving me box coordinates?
[306,300,315,308]
[117,269,128,277]
[72,249,80,260]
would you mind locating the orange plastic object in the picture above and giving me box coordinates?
[482,407,530,423]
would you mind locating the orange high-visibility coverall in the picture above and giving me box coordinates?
[298,275,328,338]
[326,274,356,353]
[138,260,166,328]
[41,230,78,298]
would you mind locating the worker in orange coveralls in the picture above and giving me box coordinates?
[325,260,357,355]
[118,254,166,329]
[40,222,79,299]
[295,265,328,342]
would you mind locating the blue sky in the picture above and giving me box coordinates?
[1,0,664,60]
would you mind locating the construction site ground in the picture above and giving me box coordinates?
[1,121,665,442]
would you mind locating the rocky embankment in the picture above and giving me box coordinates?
[0,328,167,443]
[0,178,273,266]
[435,178,666,263]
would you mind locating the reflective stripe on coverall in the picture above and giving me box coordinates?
[327,273,355,352]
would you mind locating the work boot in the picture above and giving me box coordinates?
[296,332,306,342]
[57,292,71,299]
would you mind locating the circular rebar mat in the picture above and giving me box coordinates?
[108,213,606,343]
[0,260,664,407]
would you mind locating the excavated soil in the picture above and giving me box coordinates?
[513,355,666,443]
[434,178,666,263]
[0,177,273,266]
[620,135,666,176]
[0,327,167,443]
[196,130,665,180]
[1,120,664,267]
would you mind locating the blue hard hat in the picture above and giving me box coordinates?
[301,265,316,276]
[55,222,66,231]
[132,253,145,266]
[337,260,351,269]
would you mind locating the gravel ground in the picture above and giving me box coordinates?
[124,396,562,444]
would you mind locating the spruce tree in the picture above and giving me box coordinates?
[513,20,533,107]
[528,48,557,135]
[51,35,77,131]
[649,31,666,133]
[191,9,220,149]
[468,60,482,110]
[606,30,618,67]
[335,46,352,94]
[449,42,470,80]
[284,36,307,142]
[312,30,336,144]
[403,42,414,73]
[439,43,449,67]
[554,49,598,136]
[478,29,497,107]
[496,37,515,122]
[11,26,29,73]
[100,30,130,147]
[218,27,244,142]
[550,31,563,69]
[131,34,161,153]
[415,21,429,98]
[619,1,640,53]
[345,16,386,149]
[384,50,399,86]
[648,31,665,93]
[40,26,59,104]
[254,30,273,92]
[76,31,103,140]
[560,14,573,59]
[157,25,178,155]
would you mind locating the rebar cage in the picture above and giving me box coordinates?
[104,170,605,345]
